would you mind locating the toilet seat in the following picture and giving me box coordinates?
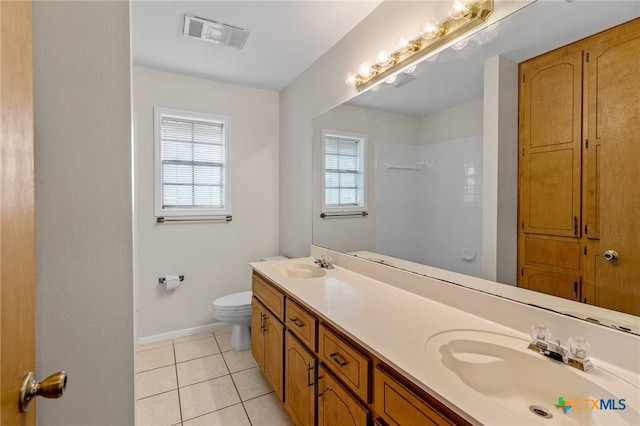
[212,291,252,312]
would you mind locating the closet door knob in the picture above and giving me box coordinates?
[602,250,619,262]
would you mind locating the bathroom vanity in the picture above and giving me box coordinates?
[250,251,640,425]
[251,264,467,425]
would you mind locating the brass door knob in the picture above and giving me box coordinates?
[19,371,67,412]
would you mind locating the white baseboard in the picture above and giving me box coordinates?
[137,322,230,346]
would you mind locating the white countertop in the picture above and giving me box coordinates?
[251,256,640,425]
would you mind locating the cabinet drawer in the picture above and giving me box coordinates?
[374,367,451,426]
[318,324,370,403]
[252,272,285,321]
[285,299,317,351]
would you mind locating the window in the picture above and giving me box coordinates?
[322,130,367,212]
[154,107,231,217]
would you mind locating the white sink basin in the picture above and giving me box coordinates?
[274,262,326,279]
[425,330,639,425]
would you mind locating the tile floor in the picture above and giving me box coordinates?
[135,327,294,426]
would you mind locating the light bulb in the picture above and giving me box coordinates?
[451,38,469,50]
[376,50,393,67]
[358,62,374,78]
[421,18,444,40]
[370,84,381,92]
[344,72,358,87]
[449,0,470,19]
[395,34,413,51]
[385,75,398,85]
[404,65,417,75]
[426,52,439,62]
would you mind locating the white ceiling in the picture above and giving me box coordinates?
[131,1,382,92]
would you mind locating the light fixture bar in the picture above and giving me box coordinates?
[353,0,493,92]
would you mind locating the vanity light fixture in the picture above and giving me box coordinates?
[358,62,375,78]
[345,0,493,91]
[449,0,472,20]
[376,50,395,67]
[451,38,469,50]
[404,65,417,74]
[421,18,445,40]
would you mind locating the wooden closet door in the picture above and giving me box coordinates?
[587,18,640,316]
[520,50,583,238]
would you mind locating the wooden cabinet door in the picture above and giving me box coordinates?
[264,310,284,401]
[284,331,316,426]
[582,242,600,305]
[251,297,284,400]
[586,18,640,316]
[521,266,581,301]
[318,366,368,426]
[251,298,266,372]
[520,50,583,237]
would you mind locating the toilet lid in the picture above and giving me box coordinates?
[213,291,252,308]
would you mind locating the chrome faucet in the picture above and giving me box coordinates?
[313,255,334,269]
[527,324,593,372]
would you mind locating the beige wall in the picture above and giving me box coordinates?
[420,99,484,144]
[33,1,134,424]
[133,67,279,340]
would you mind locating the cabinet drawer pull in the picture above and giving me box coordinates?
[307,362,314,387]
[316,374,324,396]
[289,317,304,328]
[329,352,347,367]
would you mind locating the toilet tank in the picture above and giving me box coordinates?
[260,255,288,261]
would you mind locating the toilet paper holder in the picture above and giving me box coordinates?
[158,275,184,284]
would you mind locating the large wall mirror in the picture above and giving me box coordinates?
[312,1,640,334]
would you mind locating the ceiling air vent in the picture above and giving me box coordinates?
[183,14,250,49]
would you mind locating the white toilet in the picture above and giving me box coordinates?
[212,256,287,351]
[212,290,253,350]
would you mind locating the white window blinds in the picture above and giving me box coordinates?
[155,108,230,217]
[323,131,366,210]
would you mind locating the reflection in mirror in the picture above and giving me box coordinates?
[312,0,640,334]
